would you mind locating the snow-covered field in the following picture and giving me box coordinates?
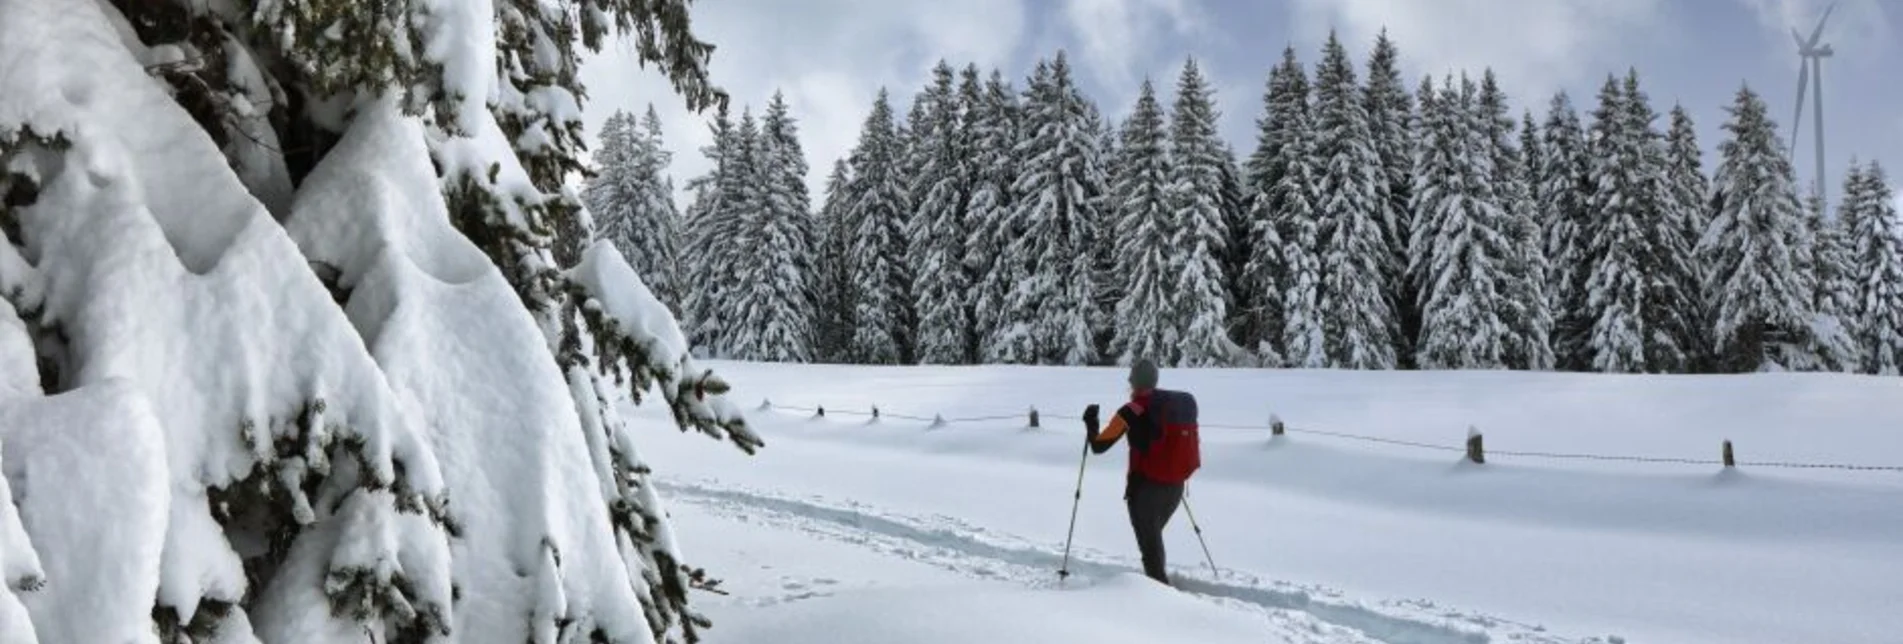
[628,361,1903,644]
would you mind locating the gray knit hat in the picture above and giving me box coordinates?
[1129,358,1159,390]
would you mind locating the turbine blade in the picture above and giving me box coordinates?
[1808,3,1836,45]
[1793,27,1807,49]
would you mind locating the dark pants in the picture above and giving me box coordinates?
[1125,474,1184,585]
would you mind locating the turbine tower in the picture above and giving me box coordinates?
[1791,3,1835,209]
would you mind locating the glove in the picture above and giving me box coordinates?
[1082,404,1101,440]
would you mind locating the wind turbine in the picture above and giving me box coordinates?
[1790,3,1835,209]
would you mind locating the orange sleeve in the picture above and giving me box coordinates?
[1092,412,1127,447]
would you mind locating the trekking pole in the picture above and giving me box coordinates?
[1058,440,1089,584]
[1181,494,1217,575]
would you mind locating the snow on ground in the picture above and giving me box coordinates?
[629,362,1903,644]
[669,494,1384,644]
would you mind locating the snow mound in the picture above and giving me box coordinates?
[1,381,169,644]
[284,99,651,642]
[0,0,453,636]
[711,574,1278,644]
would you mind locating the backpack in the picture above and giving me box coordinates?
[1130,389,1200,484]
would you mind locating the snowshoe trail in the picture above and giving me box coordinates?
[660,477,1618,644]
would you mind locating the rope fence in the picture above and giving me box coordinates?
[752,399,1903,474]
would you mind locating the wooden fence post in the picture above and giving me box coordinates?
[872,406,880,421]
[1465,426,1485,464]
[815,405,825,418]
[1722,440,1735,468]
[1270,414,1285,437]
[931,414,947,429]
[1028,407,1040,428]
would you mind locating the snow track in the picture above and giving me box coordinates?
[659,477,1617,644]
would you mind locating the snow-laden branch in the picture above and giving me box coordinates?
[571,241,763,454]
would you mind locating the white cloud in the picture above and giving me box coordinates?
[1060,0,1203,90]
[578,0,1029,203]
[1285,0,1667,109]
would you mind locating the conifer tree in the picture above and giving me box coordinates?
[968,69,1022,360]
[1110,80,1179,365]
[1810,188,1864,371]
[814,159,857,362]
[1582,72,1688,372]
[727,98,815,362]
[1217,142,1254,358]
[1477,71,1553,370]
[763,92,817,350]
[1085,100,1122,362]
[1412,75,1512,368]
[583,107,684,314]
[682,109,744,356]
[992,53,1106,365]
[1241,47,1310,365]
[1363,29,1417,364]
[1168,58,1240,366]
[845,90,911,364]
[1665,105,1714,370]
[1312,32,1396,369]
[1842,162,1903,374]
[1279,56,1329,368]
[1539,92,1594,370]
[1699,85,1825,372]
[912,62,977,364]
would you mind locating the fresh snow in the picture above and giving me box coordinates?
[1,382,170,644]
[1,0,451,638]
[629,361,1903,644]
[282,99,650,642]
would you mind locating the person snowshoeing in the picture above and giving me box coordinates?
[1082,358,1201,586]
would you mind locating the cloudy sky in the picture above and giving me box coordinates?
[577,0,1900,212]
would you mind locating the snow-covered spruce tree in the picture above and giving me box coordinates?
[845,90,912,364]
[584,106,685,315]
[1111,80,1181,365]
[1363,29,1418,365]
[1520,107,1549,342]
[1087,100,1123,363]
[1582,72,1688,373]
[1477,72,1553,370]
[1167,58,1241,367]
[1842,162,1903,374]
[1311,33,1397,369]
[726,105,814,363]
[990,53,1107,365]
[1699,85,1830,372]
[1216,142,1254,358]
[1539,92,1595,371]
[3,0,762,643]
[1411,75,1512,369]
[1809,187,1864,371]
[1665,105,1714,371]
[813,159,857,362]
[1240,47,1311,365]
[1626,74,1700,373]
[682,109,742,355]
[967,69,1023,360]
[760,91,818,358]
[911,62,977,365]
